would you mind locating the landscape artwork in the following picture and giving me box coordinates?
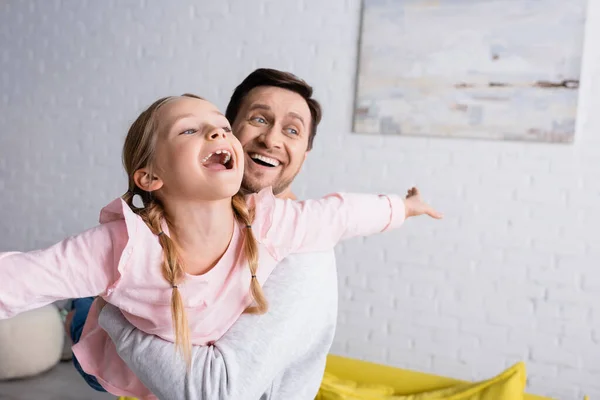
[353,0,587,142]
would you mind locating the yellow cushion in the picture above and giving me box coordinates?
[317,371,396,399]
[324,355,464,395]
[316,362,526,400]
[323,355,554,400]
[392,362,526,399]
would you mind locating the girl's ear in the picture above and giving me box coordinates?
[133,168,163,192]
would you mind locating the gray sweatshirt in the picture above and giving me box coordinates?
[98,250,338,400]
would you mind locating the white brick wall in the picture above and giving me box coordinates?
[1,1,598,398]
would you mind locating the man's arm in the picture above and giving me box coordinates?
[99,251,338,400]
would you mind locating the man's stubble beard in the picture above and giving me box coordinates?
[240,166,301,196]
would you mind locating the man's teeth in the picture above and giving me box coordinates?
[201,150,231,164]
[250,153,280,167]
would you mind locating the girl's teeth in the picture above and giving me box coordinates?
[202,150,232,165]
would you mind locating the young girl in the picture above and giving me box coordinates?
[0,94,441,399]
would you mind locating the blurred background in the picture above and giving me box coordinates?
[0,1,598,399]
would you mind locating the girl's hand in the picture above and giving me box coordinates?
[404,187,443,219]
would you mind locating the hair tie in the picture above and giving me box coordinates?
[246,225,252,229]
[172,285,178,289]
[158,231,165,237]
[251,275,257,279]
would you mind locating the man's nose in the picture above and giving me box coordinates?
[258,128,282,149]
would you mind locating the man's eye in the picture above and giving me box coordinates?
[181,129,197,135]
[252,117,267,124]
[287,128,298,135]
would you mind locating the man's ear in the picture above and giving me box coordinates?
[133,168,163,192]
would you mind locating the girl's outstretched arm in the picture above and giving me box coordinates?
[0,220,124,319]
[250,186,441,259]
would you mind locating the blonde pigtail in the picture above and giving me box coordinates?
[123,193,192,366]
[231,193,268,314]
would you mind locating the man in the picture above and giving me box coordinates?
[72,68,339,399]
[71,68,440,399]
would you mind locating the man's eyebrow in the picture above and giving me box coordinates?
[248,104,271,112]
[287,112,305,127]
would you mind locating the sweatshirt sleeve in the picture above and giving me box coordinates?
[248,187,406,260]
[99,251,338,400]
[0,220,125,319]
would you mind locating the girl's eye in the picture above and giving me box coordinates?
[223,126,232,133]
[181,129,197,135]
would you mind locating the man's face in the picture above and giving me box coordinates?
[232,86,312,195]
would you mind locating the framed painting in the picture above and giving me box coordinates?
[353,0,588,142]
